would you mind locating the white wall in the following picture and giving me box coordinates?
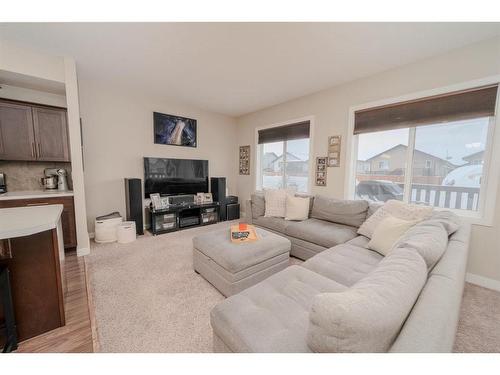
[78,78,238,232]
[236,37,500,284]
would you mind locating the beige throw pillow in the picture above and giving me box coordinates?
[358,199,432,239]
[367,215,417,256]
[285,195,310,221]
[264,189,288,218]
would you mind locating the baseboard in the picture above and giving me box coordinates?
[77,247,90,257]
[466,272,500,292]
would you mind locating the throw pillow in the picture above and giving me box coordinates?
[367,215,417,256]
[285,195,310,221]
[358,199,433,239]
[264,189,288,218]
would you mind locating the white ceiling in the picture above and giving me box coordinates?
[1,23,499,117]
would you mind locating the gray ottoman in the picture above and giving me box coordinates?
[193,227,291,297]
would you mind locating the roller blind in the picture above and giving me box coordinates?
[258,121,310,144]
[354,85,498,135]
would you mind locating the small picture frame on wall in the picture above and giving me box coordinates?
[239,145,251,175]
[328,135,341,167]
[315,157,328,186]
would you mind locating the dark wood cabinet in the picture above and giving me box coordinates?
[32,107,70,162]
[0,100,70,162]
[0,229,65,343]
[0,102,37,161]
[0,197,77,249]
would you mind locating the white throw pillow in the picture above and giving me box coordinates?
[264,189,288,218]
[358,200,432,239]
[367,215,417,256]
[285,195,310,221]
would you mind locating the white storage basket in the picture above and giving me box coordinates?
[95,216,123,243]
[117,221,137,244]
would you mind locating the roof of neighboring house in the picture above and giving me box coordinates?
[462,150,484,162]
[363,144,456,166]
[271,152,304,163]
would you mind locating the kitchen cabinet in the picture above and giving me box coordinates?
[0,100,70,162]
[0,101,36,161]
[0,196,77,249]
[32,107,70,162]
[0,205,66,344]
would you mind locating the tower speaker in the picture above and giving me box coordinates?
[124,178,144,235]
[210,177,227,221]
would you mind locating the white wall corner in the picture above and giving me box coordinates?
[64,57,91,253]
[466,272,500,292]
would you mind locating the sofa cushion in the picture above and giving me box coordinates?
[302,244,383,286]
[285,195,310,221]
[311,195,368,227]
[346,235,370,248]
[264,189,288,218]
[210,265,347,352]
[285,218,358,248]
[393,218,450,270]
[367,215,418,256]
[251,192,266,218]
[254,216,291,234]
[358,199,433,239]
[307,247,427,352]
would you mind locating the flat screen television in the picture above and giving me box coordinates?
[144,157,209,197]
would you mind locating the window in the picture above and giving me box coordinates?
[351,84,498,216]
[257,121,310,192]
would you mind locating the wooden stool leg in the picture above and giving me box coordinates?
[1,267,18,353]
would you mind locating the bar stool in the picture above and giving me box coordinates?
[0,263,18,352]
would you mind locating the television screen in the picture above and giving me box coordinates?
[144,157,208,197]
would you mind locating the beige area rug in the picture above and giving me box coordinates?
[87,223,500,352]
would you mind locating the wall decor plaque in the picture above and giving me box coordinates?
[239,145,250,175]
[328,135,341,167]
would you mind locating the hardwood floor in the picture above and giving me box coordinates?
[15,251,94,352]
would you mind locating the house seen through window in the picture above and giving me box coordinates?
[257,121,310,192]
[352,85,498,213]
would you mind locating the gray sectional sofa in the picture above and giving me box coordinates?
[210,193,471,352]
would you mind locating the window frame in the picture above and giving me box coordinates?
[345,77,500,226]
[255,116,314,194]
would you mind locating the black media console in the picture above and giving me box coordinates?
[149,202,220,235]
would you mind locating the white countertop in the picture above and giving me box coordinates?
[0,205,64,240]
[0,190,74,200]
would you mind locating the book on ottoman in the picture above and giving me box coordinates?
[230,223,259,243]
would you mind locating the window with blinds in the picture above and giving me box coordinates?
[352,85,498,214]
[257,121,311,192]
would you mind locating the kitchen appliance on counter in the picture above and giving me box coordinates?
[42,168,69,191]
[0,173,6,194]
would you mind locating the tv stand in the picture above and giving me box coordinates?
[149,202,220,235]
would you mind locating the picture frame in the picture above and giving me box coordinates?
[153,112,197,147]
[328,135,341,167]
[315,157,328,186]
[239,145,251,175]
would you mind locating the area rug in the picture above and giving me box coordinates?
[87,222,500,352]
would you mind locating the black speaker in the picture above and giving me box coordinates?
[210,177,227,221]
[124,178,144,235]
[226,203,240,221]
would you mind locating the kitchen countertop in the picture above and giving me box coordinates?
[0,204,64,240]
[0,190,74,200]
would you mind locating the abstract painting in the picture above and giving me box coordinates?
[153,112,197,147]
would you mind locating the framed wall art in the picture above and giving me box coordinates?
[153,112,197,147]
[328,135,341,167]
[239,145,250,175]
[315,157,328,186]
